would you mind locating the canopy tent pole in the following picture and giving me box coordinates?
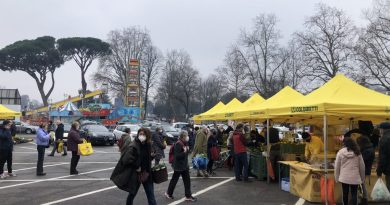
[323,115,328,205]
[267,118,270,184]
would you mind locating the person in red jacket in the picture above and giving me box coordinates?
[233,123,250,182]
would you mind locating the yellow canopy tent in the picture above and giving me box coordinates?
[193,101,225,123]
[221,93,265,120]
[267,74,390,124]
[207,98,242,121]
[0,104,21,119]
[233,86,303,120]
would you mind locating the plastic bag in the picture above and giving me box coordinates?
[57,140,64,153]
[371,179,390,201]
[192,155,208,170]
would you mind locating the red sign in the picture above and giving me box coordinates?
[81,109,110,117]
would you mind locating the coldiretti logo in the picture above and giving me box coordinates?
[250,111,265,115]
[225,113,234,117]
[291,106,319,113]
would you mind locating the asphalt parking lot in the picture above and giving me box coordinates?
[1,137,387,205]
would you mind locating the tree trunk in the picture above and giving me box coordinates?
[37,83,48,106]
[81,70,87,108]
[144,86,149,120]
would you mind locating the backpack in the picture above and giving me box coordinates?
[169,141,184,164]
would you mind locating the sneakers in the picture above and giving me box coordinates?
[164,192,174,200]
[47,154,54,157]
[185,196,197,202]
[7,172,16,177]
[0,173,7,179]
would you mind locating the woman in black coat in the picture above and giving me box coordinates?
[207,129,218,175]
[111,128,156,205]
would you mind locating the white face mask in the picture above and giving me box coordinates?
[185,136,189,142]
[138,135,146,142]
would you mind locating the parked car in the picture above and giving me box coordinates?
[113,124,140,141]
[172,122,189,131]
[80,124,116,146]
[14,121,39,134]
[62,123,71,143]
[161,125,180,144]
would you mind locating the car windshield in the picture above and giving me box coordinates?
[163,126,176,132]
[87,125,109,132]
[127,125,140,132]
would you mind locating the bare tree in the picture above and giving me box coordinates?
[140,46,162,118]
[235,14,289,98]
[199,73,226,112]
[158,50,200,120]
[219,45,248,97]
[93,27,151,99]
[295,3,357,83]
[355,0,390,90]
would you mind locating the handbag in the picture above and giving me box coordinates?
[210,146,220,161]
[138,171,150,183]
[78,139,94,156]
[57,140,64,153]
[152,163,168,184]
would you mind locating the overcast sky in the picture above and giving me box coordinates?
[0,0,372,103]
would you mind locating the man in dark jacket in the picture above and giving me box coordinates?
[0,120,15,179]
[165,130,197,202]
[377,122,390,190]
[48,120,67,156]
[67,122,83,175]
[151,127,165,166]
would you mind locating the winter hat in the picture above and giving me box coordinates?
[379,122,390,130]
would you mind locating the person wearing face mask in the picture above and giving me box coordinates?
[152,127,166,166]
[165,130,197,202]
[122,128,156,205]
[67,122,84,175]
[302,132,324,162]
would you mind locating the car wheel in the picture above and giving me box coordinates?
[110,142,114,146]
[25,129,32,134]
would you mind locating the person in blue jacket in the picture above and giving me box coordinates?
[0,120,16,179]
[35,123,51,176]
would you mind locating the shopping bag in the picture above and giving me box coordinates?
[152,163,168,184]
[192,155,208,170]
[371,178,390,201]
[320,176,335,205]
[78,139,94,156]
[210,146,220,161]
[266,159,275,180]
[57,140,64,153]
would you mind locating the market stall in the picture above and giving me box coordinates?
[266,74,390,204]
[0,104,21,119]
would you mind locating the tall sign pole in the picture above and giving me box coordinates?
[127,59,142,121]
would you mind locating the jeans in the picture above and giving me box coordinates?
[167,169,192,197]
[234,152,248,180]
[0,149,12,174]
[341,183,358,205]
[36,145,46,174]
[126,179,156,205]
[70,151,80,173]
[50,140,67,155]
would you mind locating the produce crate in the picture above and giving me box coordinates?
[249,154,267,181]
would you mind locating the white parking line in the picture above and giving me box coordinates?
[12,162,117,165]
[41,186,117,205]
[12,163,68,172]
[0,167,114,190]
[18,146,37,151]
[2,176,230,182]
[168,177,235,205]
[295,198,305,205]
